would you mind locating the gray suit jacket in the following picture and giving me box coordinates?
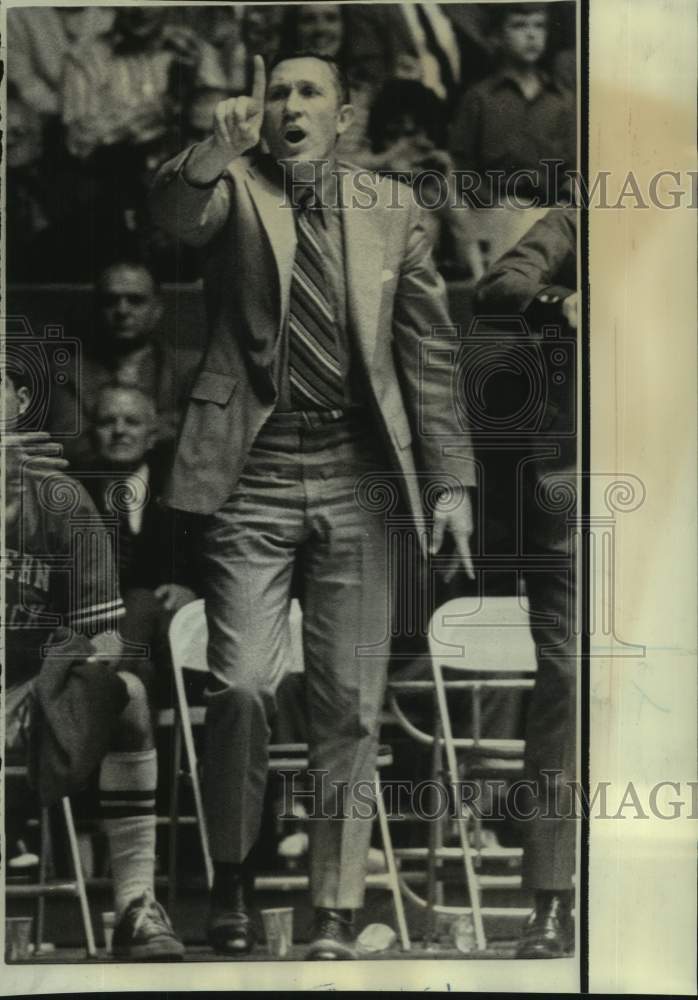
[150,149,475,521]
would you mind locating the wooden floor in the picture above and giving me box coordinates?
[9,942,521,964]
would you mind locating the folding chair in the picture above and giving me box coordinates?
[5,766,97,958]
[387,595,538,951]
[166,598,410,951]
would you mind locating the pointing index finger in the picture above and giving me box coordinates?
[251,54,267,105]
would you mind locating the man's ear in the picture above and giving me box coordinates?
[336,102,355,138]
[145,417,159,453]
[16,385,31,416]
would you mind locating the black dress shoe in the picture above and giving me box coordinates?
[516,892,574,959]
[207,883,256,956]
[305,908,356,960]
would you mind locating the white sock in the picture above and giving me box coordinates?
[99,749,157,918]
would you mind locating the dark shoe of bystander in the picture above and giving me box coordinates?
[516,891,574,959]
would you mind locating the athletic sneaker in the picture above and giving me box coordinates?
[112,889,184,961]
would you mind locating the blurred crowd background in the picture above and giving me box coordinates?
[7,2,577,285]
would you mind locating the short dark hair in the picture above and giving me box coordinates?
[268,50,350,106]
[488,3,550,32]
[368,80,448,153]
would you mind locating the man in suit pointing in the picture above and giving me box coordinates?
[151,52,475,960]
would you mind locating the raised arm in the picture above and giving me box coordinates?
[149,54,266,246]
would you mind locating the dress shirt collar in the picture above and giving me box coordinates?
[123,462,149,536]
[258,152,342,228]
[488,66,563,98]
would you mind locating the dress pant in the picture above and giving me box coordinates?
[198,412,392,909]
[519,441,578,892]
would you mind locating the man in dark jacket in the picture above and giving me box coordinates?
[474,207,577,958]
[77,382,198,706]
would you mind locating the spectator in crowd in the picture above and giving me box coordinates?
[449,4,576,206]
[366,79,484,278]
[474,206,578,958]
[49,261,200,465]
[281,3,348,67]
[62,6,225,161]
[218,5,285,94]
[60,7,225,262]
[8,6,114,120]
[346,2,471,107]
[5,85,105,283]
[5,93,53,282]
[77,384,198,711]
[3,361,184,961]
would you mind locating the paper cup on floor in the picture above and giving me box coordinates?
[101,911,116,954]
[5,917,33,960]
[261,907,293,958]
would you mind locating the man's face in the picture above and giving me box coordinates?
[98,266,162,345]
[500,11,548,65]
[296,4,344,58]
[244,7,283,56]
[383,113,434,155]
[263,57,352,165]
[93,388,157,469]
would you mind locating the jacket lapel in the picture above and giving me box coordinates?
[243,163,387,365]
[244,162,296,326]
[341,170,386,367]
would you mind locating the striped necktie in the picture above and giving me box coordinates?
[288,188,345,410]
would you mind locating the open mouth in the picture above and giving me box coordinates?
[284,126,307,145]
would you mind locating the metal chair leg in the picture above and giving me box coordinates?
[374,770,410,951]
[425,712,443,945]
[172,666,213,890]
[62,798,97,958]
[433,662,487,951]
[167,715,183,914]
[33,807,50,953]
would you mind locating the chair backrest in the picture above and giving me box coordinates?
[168,598,305,675]
[168,599,208,674]
[428,596,538,674]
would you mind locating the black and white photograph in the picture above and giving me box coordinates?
[1,0,696,994]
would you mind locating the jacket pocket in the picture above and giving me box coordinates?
[189,370,238,405]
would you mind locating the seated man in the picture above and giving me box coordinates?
[77,382,198,706]
[49,259,200,466]
[3,363,183,961]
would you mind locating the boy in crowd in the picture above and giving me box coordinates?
[450,3,575,206]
